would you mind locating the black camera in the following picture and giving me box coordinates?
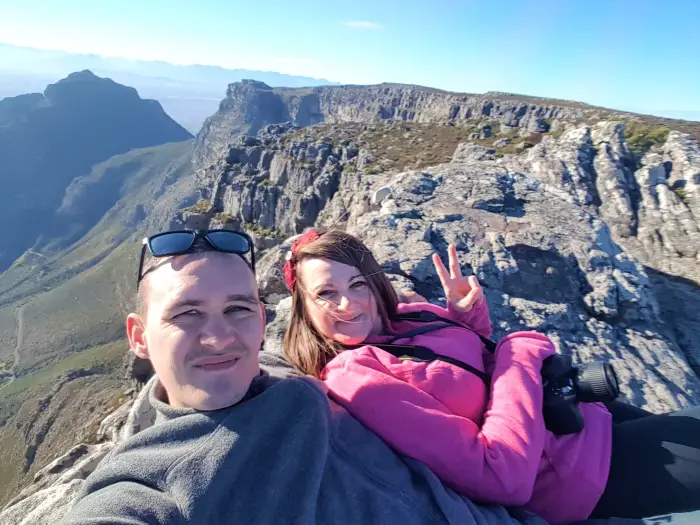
[541,354,620,436]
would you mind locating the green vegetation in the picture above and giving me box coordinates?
[482,119,501,130]
[342,164,356,174]
[365,165,382,175]
[183,199,212,214]
[212,212,236,224]
[244,222,282,238]
[624,123,670,163]
[673,186,688,204]
[0,241,137,375]
[0,340,126,402]
[549,128,564,139]
[258,178,275,187]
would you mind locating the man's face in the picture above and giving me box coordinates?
[127,252,265,410]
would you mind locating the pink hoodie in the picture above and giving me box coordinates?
[321,300,612,525]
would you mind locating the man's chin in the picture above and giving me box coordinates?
[189,390,248,411]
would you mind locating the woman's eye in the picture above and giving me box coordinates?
[317,290,334,299]
[351,281,368,289]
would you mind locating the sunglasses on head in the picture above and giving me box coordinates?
[136,229,255,289]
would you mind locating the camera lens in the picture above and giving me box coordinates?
[576,362,620,403]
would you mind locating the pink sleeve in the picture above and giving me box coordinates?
[397,299,492,338]
[322,331,555,505]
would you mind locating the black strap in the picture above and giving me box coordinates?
[344,341,491,386]
[391,310,498,354]
[342,309,498,387]
[385,322,456,344]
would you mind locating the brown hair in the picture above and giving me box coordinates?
[283,229,399,377]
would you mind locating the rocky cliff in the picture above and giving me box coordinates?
[192,80,700,170]
[3,81,700,522]
[186,98,700,412]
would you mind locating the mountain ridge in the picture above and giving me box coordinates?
[0,70,192,272]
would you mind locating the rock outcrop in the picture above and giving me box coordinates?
[193,81,605,168]
[191,119,700,413]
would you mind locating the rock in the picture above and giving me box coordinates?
[493,138,512,148]
[518,127,599,206]
[590,122,637,238]
[452,143,496,162]
[256,235,299,302]
[97,400,133,442]
[0,479,84,525]
[122,352,154,388]
[527,118,550,133]
[480,125,493,139]
[371,186,392,206]
[262,297,292,361]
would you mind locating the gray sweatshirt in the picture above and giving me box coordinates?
[59,349,681,525]
[58,346,552,525]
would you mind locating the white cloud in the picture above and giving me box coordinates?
[342,21,384,30]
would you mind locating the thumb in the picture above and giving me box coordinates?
[455,287,481,312]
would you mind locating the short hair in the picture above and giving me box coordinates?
[135,238,254,315]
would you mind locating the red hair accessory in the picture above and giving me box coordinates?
[283,228,322,291]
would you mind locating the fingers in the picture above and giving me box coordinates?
[456,287,482,312]
[467,275,480,290]
[448,243,461,279]
[432,252,451,290]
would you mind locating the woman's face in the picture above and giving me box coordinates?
[297,257,383,345]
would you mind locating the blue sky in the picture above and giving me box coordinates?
[1,0,699,120]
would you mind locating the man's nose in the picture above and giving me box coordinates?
[199,316,238,351]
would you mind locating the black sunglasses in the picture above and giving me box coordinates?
[136,229,255,289]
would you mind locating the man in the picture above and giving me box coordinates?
[59,229,693,525]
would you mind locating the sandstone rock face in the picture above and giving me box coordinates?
[191,124,346,242]
[193,81,620,170]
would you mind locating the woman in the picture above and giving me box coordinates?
[282,228,700,525]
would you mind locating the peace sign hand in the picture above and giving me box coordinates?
[432,243,484,313]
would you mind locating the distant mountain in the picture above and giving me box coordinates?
[0,70,192,272]
[0,43,340,133]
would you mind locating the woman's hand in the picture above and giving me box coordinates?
[432,243,484,313]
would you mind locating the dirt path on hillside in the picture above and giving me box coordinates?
[1,305,27,388]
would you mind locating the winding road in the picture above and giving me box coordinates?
[1,304,26,388]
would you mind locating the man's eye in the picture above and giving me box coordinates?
[175,310,201,319]
[225,306,251,314]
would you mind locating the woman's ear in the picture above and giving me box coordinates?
[126,313,150,360]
